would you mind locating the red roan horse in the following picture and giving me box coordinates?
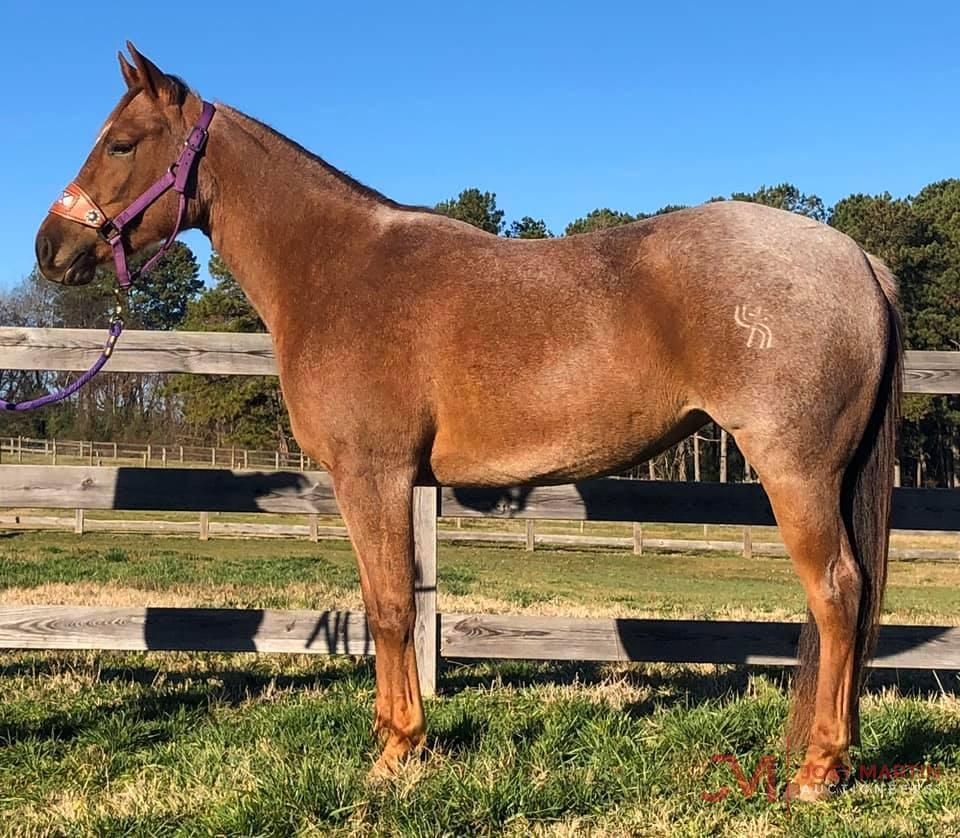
[35,45,902,801]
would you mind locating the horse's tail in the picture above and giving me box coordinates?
[787,252,903,750]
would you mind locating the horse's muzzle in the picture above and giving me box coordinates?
[35,228,97,286]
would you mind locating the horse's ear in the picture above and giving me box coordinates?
[118,51,138,89]
[125,42,180,106]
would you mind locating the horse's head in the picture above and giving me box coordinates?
[35,43,203,286]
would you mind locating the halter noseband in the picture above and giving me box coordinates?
[0,101,216,412]
[48,100,216,289]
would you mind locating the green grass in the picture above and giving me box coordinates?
[0,653,958,836]
[1,532,960,835]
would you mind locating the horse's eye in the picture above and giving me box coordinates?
[106,141,135,157]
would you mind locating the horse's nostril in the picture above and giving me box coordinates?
[35,234,54,267]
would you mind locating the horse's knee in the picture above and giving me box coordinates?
[366,591,416,642]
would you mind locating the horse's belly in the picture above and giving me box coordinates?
[429,399,702,487]
[430,436,630,485]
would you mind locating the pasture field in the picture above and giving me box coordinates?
[3,509,959,559]
[0,532,958,836]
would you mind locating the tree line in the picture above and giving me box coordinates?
[2,179,957,486]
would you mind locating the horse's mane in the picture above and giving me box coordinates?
[227,108,431,214]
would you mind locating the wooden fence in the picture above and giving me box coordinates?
[0,435,315,471]
[0,327,959,697]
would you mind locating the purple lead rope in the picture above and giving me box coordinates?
[1,318,123,411]
[1,102,215,412]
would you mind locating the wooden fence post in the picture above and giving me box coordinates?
[413,485,438,697]
[161,447,167,468]
[74,508,84,535]
[525,519,536,551]
[179,445,184,463]
[719,428,728,483]
[211,447,216,466]
[243,450,249,469]
[17,436,22,463]
[308,514,319,543]
[199,512,210,541]
[743,527,753,559]
[275,452,280,469]
[693,434,701,482]
[633,522,643,555]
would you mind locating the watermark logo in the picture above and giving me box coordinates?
[701,754,778,802]
[701,753,944,803]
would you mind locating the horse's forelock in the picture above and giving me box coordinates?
[93,76,193,145]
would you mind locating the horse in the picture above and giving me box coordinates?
[34,44,902,802]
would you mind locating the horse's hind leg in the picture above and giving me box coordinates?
[763,473,861,800]
[734,435,862,801]
[331,463,426,776]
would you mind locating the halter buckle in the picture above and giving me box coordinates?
[184,127,208,154]
[98,218,121,243]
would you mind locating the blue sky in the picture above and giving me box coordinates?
[2,1,958,290]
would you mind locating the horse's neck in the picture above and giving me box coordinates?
[198,105,388,332]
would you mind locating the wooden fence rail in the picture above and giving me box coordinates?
[0,327,957,393]
[0,329,958,695]
[3,607,959,670]
[0,466,957,526]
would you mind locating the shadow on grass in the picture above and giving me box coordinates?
[0,690,205,749]
[1,655,375,698]
[441,658,789,707]
[7,652,957,707]
[0,654,377,750]
[866,709,960,767]
[4,651,960,763]
[430,712,492,753]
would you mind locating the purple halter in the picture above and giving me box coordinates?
[2,101,215,411]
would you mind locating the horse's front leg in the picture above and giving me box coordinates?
[332,463,425,776]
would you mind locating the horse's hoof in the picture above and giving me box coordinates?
[366,736,424,784]
[367,754,400,784]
